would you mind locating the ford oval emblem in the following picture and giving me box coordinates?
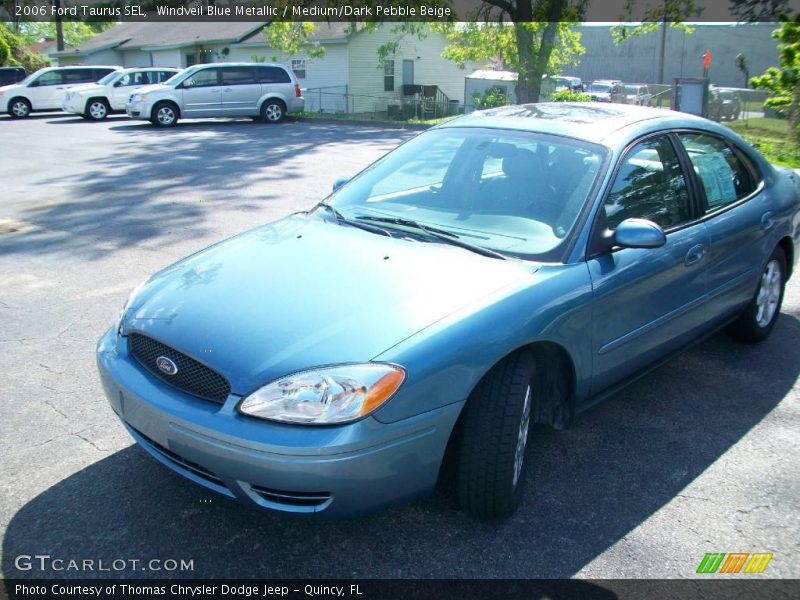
[155,356,178,376]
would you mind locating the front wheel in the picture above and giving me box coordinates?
[729,247,787,343]
[9,98,31,118]
[261,100,285,123]
[456,351,536,519]
[151,102,178,127]
[86,99,110,120]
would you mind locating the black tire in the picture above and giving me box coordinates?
[85,98,110,121]
[456,351,536,520]
[261,99,285,123]
[8,97,31,119]
[729,246,787,343]
[151,101,179,127]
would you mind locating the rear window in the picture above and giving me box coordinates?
[256,66,291,84]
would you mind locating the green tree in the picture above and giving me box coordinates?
[750,17,800,140]
[0,34,10,66]
[18,21,108,49]
[0,23,49,72]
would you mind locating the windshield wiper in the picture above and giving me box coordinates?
[316,203,392,237]
[355,215,507,260]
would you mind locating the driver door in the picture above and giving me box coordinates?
[588,133,710,394]
[27,71,65,110]
[179,68,222,117]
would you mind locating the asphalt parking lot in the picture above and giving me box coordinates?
[0,113,798,580]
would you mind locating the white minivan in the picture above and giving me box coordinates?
[62,67,179,120]
[0,66,121,118]
[126,63,305,127]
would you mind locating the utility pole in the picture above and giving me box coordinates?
[53,0,64,51]
[658,13,667,84]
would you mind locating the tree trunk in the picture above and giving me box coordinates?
[513,0,566,104]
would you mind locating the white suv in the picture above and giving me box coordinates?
[126,63,305,127]
[62,67,179,120]
[0,66,121,118]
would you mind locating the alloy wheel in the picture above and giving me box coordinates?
[755,259,782,328]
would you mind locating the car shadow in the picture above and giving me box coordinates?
[4,315,799,579]
[0,121,414,261]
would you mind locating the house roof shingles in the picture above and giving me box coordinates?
[61,21,353,55]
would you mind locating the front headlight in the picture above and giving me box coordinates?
[131,94,148,102]
[238,364,406,425]
[115,282,146,335]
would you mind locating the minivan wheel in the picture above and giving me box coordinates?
[456,351,537,520]
[261,100,285,123]
[729,247,787,343]
[86,99,110,120]
[152,102,178,127]
[9,98,31,118]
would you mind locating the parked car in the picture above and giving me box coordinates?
[555,76,584,93]
[125,62,304,127]
[587,80,622,102]
[97,103,799,519]
[62,67,179,120]
[0,67,26,86]
[708,87,742,121]
[0,65,121,118]
[614,84,652,106]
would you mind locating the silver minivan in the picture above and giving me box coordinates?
[126,63,305,127]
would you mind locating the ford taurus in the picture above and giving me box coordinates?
[97,103,800,519]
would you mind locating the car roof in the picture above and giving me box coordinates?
[190,62,289,68]
[437,102,711,146]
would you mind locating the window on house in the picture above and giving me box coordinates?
[291,59,306,79]
[384,60,395,92]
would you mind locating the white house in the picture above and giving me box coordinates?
[55,22,479,113]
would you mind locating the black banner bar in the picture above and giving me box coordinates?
[3,579,800,600]
[2,0,799,23]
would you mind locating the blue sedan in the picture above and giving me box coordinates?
[97,103,800,519]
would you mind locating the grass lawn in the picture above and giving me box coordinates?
[726,117,800,168]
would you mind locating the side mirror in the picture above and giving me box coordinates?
[614,218,666,249]
[332,177,349,192]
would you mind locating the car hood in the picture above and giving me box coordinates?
[66,83,104,95]
[0,83,24,94]
[133,83,172,96]
[125,213,538,395]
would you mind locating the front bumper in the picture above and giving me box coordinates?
[62,94,85,115]
[126,101,151,120]
[96,327,460,517]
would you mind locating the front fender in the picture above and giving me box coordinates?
[371,263,594,423]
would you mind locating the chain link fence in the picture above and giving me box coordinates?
[303,86,462,121]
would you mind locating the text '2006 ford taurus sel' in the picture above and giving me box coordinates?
[97,103,800,519]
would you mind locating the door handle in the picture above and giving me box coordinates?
[685,244,706,267]
[223,88,233,93]
[210,88,220,92]
[761,211,774,231]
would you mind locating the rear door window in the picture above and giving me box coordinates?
[256,66,291,84]
[678,132,758,213]
[221,67,256,86]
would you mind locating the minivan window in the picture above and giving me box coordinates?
[256,66,291,84]
[151,71,175,84]
[32,71,63,86]
[63,69,95,84]
[221,67,255,85]
[182,69,219,88]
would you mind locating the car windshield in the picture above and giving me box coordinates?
[589,83,611,93]
[325,127,606,260]
[97,72,120,85]
[164,68,197,86]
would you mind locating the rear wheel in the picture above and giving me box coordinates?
[729,247,786,343]
[456,351,536,520]
[151,102,178,127]
[86,98,110,120]
[261,99,285,123]
[9,98,31,118]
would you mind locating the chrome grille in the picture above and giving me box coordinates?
[128,333,230,403]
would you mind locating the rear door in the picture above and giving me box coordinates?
[256,66,292,103]
[676,131,767,326]
[588,133,711,393]
[179,68,222,117]
[220,66,260,116]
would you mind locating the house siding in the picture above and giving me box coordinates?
[347,24,474,114]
